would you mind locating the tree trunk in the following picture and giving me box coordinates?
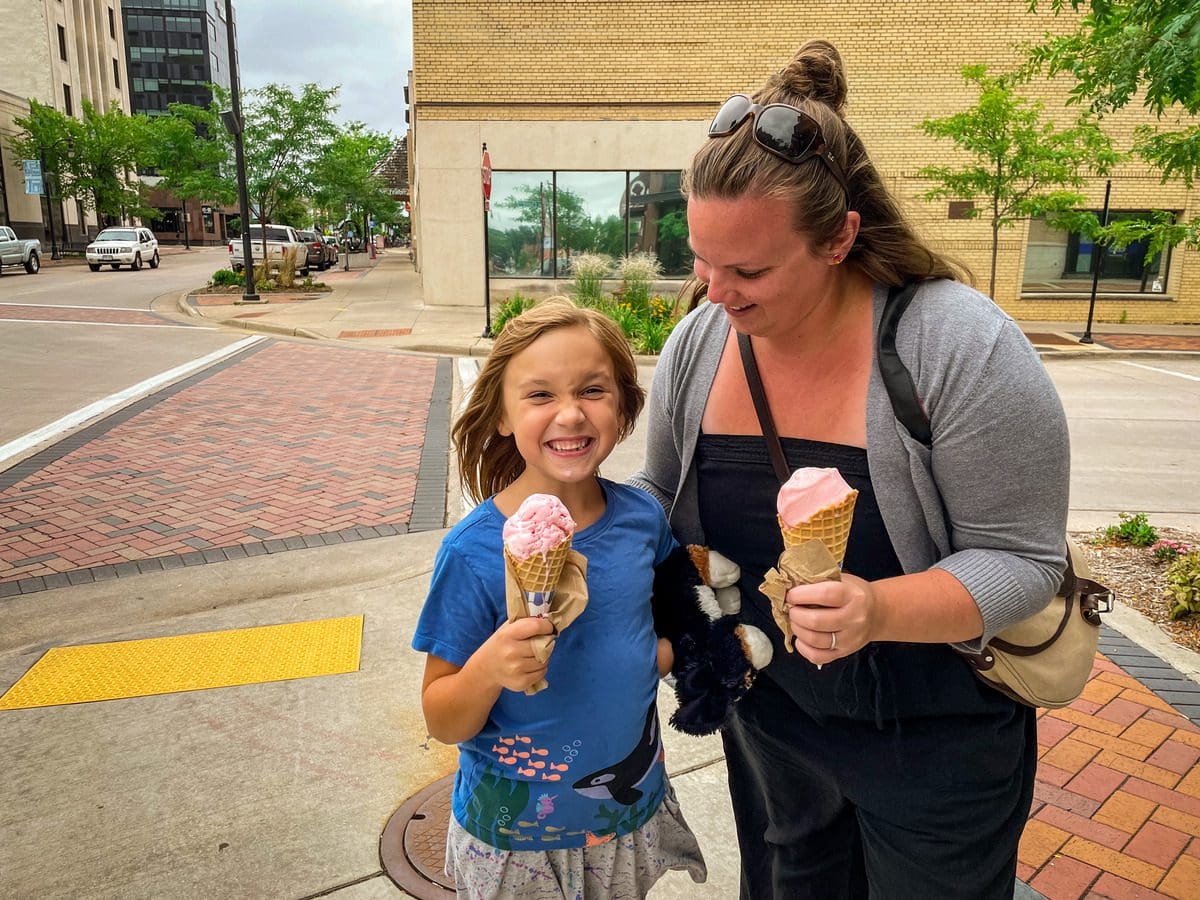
[181,201,190,249]
[989,221,999,299]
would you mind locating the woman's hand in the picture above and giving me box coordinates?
[475,616,557,692]
[784,574,878,666]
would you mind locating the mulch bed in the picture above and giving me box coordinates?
[1070,526,1200,655]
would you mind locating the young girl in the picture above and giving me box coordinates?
[412,297,707,899]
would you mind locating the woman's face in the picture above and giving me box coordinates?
[688,194,833,340]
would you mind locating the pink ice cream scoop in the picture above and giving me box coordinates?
[503,494,576,560]
[777,467,855,528]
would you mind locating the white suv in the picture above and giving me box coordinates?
[86,227,160,271]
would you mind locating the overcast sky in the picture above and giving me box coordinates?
[235,0,412,139]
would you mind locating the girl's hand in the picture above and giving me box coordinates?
[656,637,674,678]
[476,616,558,692]
[784,574,878,667]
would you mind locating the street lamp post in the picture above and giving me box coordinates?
[222,0,260,303]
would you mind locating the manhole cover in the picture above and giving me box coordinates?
[380,775,457,898]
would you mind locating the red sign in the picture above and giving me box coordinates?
[481,148,492,212]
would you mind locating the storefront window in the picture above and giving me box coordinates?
[490,169,690,278]
[1023,211,1171,294]
[489,171,553,276]
[555,171,627,268]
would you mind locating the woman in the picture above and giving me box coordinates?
[630,40,1069,899]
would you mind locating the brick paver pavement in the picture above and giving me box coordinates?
[1091,334,1200,352]
[1022,655,1200,899]
[0,340,449,595]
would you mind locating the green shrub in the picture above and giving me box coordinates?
[636,317,674,354]
[210,268,243,286]
[493,293,536,335]
[570,253,612,307]
[1104,512,1159,547]
[1166,551,1200,620]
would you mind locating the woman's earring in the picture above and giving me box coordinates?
[831,253,844,265]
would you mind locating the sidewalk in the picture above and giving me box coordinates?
[170,247,1200,359]
[1,248,1197,899]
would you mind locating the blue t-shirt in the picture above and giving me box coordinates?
[412,480,676,851]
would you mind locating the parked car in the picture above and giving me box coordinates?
[229,224,309,276]
[0,226,41,275]
[319,234,339,268]
[296,229,326,271]
[86,227,160,271]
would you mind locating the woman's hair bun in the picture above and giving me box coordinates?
[779,40,847,114]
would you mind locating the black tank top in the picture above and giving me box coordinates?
[696,434,1009,723]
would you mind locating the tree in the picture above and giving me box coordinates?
[10,99,153,226]
[71,100,155,223]
[918,65,1119,296]
[310,123,398,236]
[1028,0,1200,255]
[145,87,235,247]
[242,83,339,228]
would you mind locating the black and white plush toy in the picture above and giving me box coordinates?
[651,545,774,736]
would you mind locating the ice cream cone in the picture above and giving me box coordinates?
[505,539,572,616]
[777,490,858,566]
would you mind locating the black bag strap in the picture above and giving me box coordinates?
[876,281,930,445]
[737,331,790,484]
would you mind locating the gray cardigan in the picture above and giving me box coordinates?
[628,280,1070,650]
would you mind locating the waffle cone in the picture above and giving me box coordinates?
[778,490,858,566]
[504,539,572,593]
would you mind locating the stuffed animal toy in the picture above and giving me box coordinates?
[652,545,774,736]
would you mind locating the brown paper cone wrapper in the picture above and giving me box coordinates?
[504,548,588,695]
[504,539,571,594]
[777,489,858,566]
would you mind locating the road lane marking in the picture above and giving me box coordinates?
[0,336,264,467]
[0,318,213,330]
[1119,361,1200,382]
[0,302,157,311]
[456,357,481,517]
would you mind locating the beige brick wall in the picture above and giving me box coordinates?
[412,0,1199,323]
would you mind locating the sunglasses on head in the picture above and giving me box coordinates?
[708,93,850,201]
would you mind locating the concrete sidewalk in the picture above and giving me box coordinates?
[1,248,1197,899]
[167,247,1200,360]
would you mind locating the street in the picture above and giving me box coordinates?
[0,248,236,443]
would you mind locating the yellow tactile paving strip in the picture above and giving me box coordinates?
[0,615,363,710]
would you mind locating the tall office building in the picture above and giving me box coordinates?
[121,0,233,244]
[121,0,230,115]
[0,0,131,243]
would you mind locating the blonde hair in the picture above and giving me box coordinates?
[453,297,645,503]
[684,39,969,286]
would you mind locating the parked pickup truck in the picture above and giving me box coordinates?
[228,224,310,276]
[0,226,41,275]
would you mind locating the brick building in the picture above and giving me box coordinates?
[0,0,131,247]
[409,0,1198,324]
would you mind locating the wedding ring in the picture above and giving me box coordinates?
[829,632,837,651]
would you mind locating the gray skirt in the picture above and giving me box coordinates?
[446,781,707,899]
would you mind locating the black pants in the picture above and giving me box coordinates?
[721,673,1037,900]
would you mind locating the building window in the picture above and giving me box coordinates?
[108,7,115,39]
[113,58,121,88]
[488,170,690,279]
[202,206,214,232]
[57,24,68,60]
[1022,211,1173,294]
[63,84,73,116]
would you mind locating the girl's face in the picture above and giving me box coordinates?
[688,194,835,340]
[498,325,623,495]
